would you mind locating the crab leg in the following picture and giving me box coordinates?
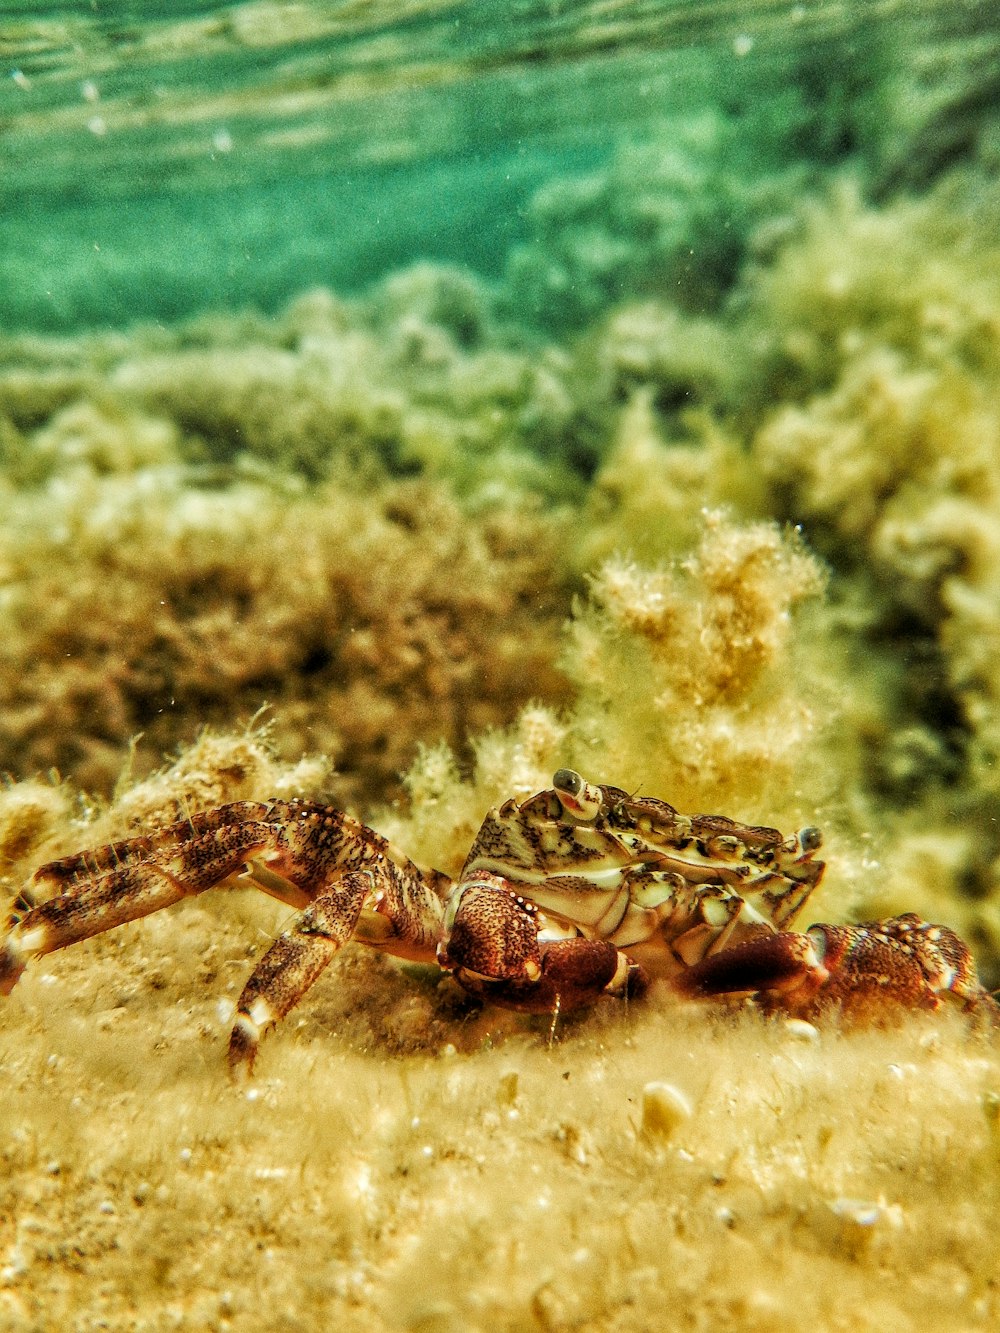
[229,853,452,1070]
[0,812,290,994]
[27,802,289,887]
[228,874,370,1072]
[2,802,447,1012]
[674,915,1000,1021]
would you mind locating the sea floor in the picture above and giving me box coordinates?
[1,890,999,1332]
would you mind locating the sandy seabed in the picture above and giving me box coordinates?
[1,889,999,1333]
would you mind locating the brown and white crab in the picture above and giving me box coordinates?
[1,770,995,1071]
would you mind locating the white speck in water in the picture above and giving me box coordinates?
[351,1162,374,1200]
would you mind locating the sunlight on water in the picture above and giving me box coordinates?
[3,0,997,328]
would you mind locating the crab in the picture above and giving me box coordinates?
[1,769,995,1071]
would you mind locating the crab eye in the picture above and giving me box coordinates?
[552,769,603,820]
[553,769,582,796]
[798,826,823,853]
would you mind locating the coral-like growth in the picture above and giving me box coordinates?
[735,176,1000,412]
[378,705,571,879]
[0,267,607,809]
[0,463,570,807]
[0,779,72,872]
[108,728,331,840]
[734,179,1000,960]
[562,514,830,822]
[575,387,761,570]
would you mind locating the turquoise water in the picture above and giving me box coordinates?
[3,0,997,331]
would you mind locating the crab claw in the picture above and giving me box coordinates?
[439,874,648,1013]
[674,914,1000,1022]
[673,928,828,1012]
[438,877,544,985]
